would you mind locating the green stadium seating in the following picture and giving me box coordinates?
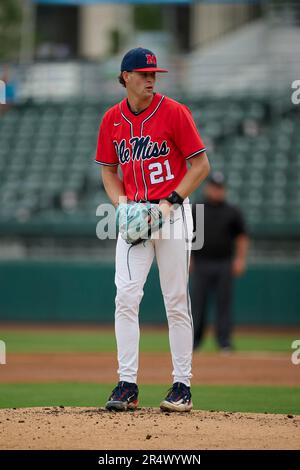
[0,98,299,234]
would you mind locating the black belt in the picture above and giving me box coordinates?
[130,199,161,204]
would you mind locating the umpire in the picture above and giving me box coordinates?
[191,172,249,352]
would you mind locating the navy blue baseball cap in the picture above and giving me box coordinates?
[121,47,168,73]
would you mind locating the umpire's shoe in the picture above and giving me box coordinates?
[160,382,193,412]
[105,381,139,411]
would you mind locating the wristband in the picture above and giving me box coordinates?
[166,191,184,206]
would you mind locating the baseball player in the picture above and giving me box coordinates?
[95,47,210,412]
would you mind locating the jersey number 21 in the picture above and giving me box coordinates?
[149,160,174,185]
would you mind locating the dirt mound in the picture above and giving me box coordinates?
[0,407,299,450]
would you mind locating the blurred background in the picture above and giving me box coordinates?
[0,0,299,327]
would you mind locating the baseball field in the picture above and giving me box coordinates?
[0,324,299,450]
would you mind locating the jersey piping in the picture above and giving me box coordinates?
[186,148,206,160]
[119,105,139,202]
[140,95,165,200]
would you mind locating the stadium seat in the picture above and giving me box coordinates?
[0,98,299,234]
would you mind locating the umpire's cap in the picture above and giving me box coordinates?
[121,47,168,73]
[208,171,225,187]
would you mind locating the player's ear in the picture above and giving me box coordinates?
[123,71,131,86]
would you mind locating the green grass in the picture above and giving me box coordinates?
[0,330,296,354]
[0,383,299,415]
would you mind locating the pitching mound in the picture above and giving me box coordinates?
[0,407,299,450]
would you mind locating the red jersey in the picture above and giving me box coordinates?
[95,93,206,201]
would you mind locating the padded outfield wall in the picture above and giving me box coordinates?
[0,260,298,325]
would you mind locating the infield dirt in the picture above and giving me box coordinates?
[1,326,299,450]
[1,352,299,386]
[0,406,299,450]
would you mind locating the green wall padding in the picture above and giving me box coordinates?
[0,261,299,325]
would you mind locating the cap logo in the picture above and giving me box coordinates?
[146,54,157,65]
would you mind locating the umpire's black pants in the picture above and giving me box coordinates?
[191,258,233,349]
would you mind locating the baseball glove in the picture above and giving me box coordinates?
[116,202,164,245]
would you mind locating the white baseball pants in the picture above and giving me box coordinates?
[114,201,194,387]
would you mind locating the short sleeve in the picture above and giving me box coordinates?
[173,104,206,160]
[95,112,119,166]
